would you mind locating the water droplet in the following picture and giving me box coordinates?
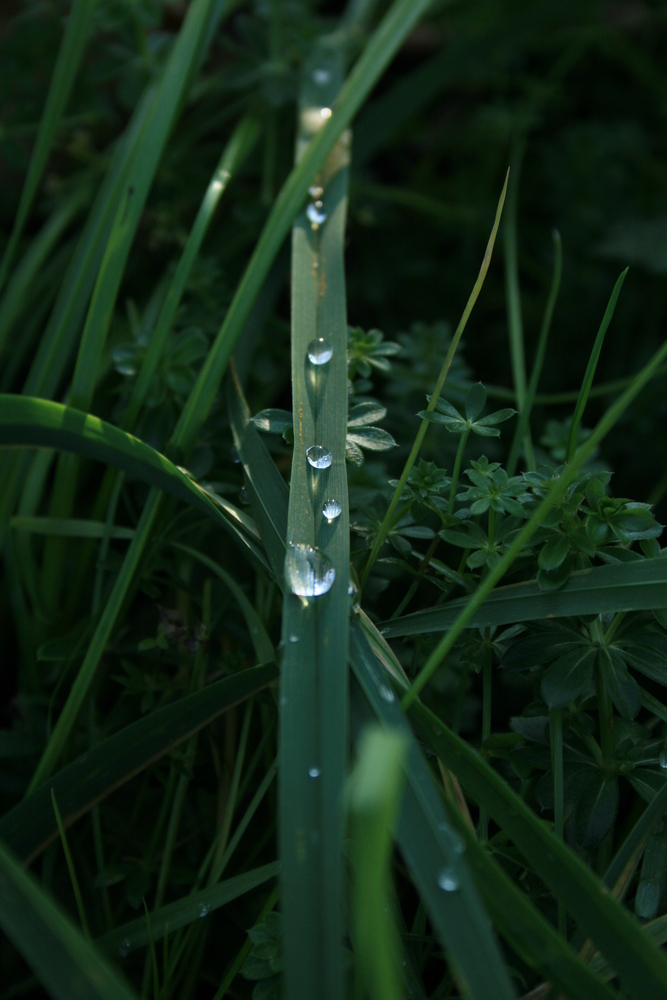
[347,579,358,596]
[307,202,327,227]
[312,68,331,86]
[308,767,321,778]
[323,499,342,522]
[660,748,667,770]
[284,542,336,597]
[437,867,460,892]
[230,446,241,464]
[320,107,332,119]
[306,445,332,469]
[238,487,250,505]
[288,634,299,643]
[307,337,332,365]
[198,903,210,918]
[119,939,131,958]
[279,694,288,707]
[378,685,395,703]
[308,185,323,199]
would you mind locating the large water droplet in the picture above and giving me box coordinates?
[307,202,327,227]
[437,867,460,892]
[119,939,131,958]
[284,542,336,597]
[312,68,331,86]
[660,748,667,770]
[378,684,395,703]
[308,766,321,778]
[198,902,211,918]
[307,337,332,365]
[306,445,332,469]
[323,499,342,522]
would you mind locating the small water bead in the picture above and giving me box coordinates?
[320,107,332,119]
[307,337,332,365]
[437,867,460,892]
[312,68,331,86]
[660,748,667,770]
[198,903,211,918]
[378,685,395,703]
[308,185,323,199]
[347,580,358,596]
[288,634,299,643]
[306,445,332,469]
[323,499,342,522]
[306,202,327,227]
[238,487,250,505]
[308,766,321,778]
[118,939,131,958]
[284,542,336,597]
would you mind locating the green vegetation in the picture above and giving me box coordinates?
[1,1,667,998]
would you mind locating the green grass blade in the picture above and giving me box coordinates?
[507,229,562,476]
[0,0,98,295]
[171,543,274,663]
[603,781,667,892]
[0,664,277,863]
[173,0,439,455]
[0,394,266,568]
[350,621,517,1000]
[280,46,351,1000]
[142,902,160,1000]
[99,863,279,958]
[51,789,91,940]
[0,838,139,1000]
[408,698,667,1000]
[381,558,667,637]
[10,517,135,539]
[403,323,667,706]
[566,268,628,463]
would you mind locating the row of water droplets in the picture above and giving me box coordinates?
[284,329,342,598]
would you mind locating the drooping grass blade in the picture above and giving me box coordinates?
[0,664,276,863]
[0,838,139,1000]
[280,45,351,1000]
[381,558,667,637]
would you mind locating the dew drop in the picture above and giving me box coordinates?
[198,903,211,918]
[320,107,332,119]
[306,445,332,469]
[308,185,324,199]
[347,579,358,596]
[307,337,332,365]
[660,748,667,770]
[378,685,395,703]
[323,499,342,522]
[284,542,336,597]
[307,202,327,227]
[119,939,131,958]
[308,767,321,778]
[238,487,250,505]
[288,634,299,643]
[437,867,460,892]
[312,68,331,86]
[230,446,241,464]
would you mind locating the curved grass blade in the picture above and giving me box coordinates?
[403,325,667,707]
[0,0,98,295]
[381,558,667,638]
[99,863,279,958]
[0,838,139,1000]
[0,664,277,864]
[0,394,266,568]
[10,517,135,539]
[280,47,351,1000]
[172,543,274,664]
[566,268,628,463]
[350,620,517,1000]
[408,697,667,1000]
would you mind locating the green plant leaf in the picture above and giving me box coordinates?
[599,647,641,719]
[541,648,596,709]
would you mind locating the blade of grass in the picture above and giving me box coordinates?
[360,171,509,587]
[381,558,667,637]
[280,45,351,1000]
[0,0,98,294]
[407,696,667,1000]
[350,620,517,1000]
[566,268,628,463]
[403,317,667,708]
[506,229,562,476]
[50,789,91,940]
[0,838,139,1000]
[99,863,279,958]
[0,664,277,861]
[10,517,134,539]
[142,902,160,1000]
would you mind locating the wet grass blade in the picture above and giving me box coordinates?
[280,46,351,1000]
[0,664,277,863]
[408,697,667,1000]
[381,558,667,637]
[350,620,517,1000]
[10,517,134,539]
[51,789,91,940]
[0,0,98,294]
[99,863,279,958]
[0,838,139,1000]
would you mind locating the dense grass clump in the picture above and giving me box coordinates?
[1,2,667,999]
